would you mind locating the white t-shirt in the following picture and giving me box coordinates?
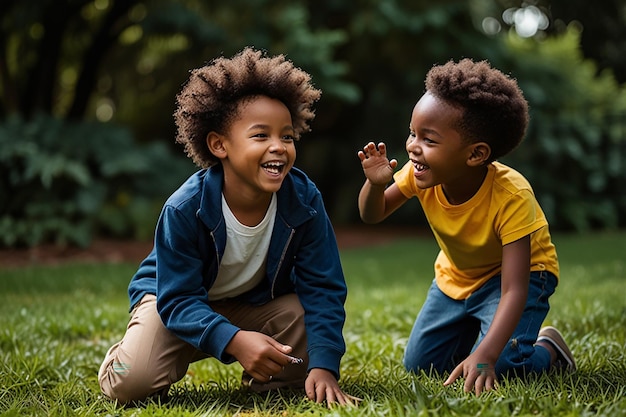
[208,193,277,301]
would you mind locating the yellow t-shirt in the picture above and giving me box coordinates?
[393,161,559,300]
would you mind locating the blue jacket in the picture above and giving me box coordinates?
[128,165,347,377]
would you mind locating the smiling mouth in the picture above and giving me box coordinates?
[261,161,285,175]
[412,160,429,172]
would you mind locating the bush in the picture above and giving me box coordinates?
[497,27,626,231]
[0,115,193,247]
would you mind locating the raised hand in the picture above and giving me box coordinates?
[357,142,398,186]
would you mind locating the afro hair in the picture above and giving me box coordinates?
[425,58,529,161]
[174,47,321,167]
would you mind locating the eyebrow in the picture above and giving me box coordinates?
[410,125,443,138]
[248,124,295,133]
[422,127,441,137]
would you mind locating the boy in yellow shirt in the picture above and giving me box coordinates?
[357,59,575,395]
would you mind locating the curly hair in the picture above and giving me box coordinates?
[425,58,529,161]
[174,47,322,168]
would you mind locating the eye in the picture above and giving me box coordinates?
[282,134,295,142]
[409,130,416,138]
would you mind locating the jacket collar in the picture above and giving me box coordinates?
[196,164,316,230]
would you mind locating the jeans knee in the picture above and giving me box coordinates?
[403,352,428,374]
[403,355,417,373]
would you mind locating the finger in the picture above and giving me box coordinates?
[337,391,360,407]
[349,394,363,404]
[464,374,476,393]
[476,372,495,396]
[335,393,349,407]
[252,361,281,381]
[267,338,292,354]
[473,373,485,396]
[305,379,315,401]
[443,364,463,386]
[264,342,295,367]
[389,159,398,169]
[250,372,272,383]
[333,389,350,406]
[315,383,327,404]
[324,388,337,409]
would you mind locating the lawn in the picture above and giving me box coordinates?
[1,232,625,416]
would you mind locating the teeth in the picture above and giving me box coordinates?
[262,162,284,174]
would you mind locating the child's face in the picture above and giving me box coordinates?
[405,92,476,190]
[219,95,296,196]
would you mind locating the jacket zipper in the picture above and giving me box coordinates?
[271,228,294,299]
[209,230,221,267]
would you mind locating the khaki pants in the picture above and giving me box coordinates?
[98,293,307,404]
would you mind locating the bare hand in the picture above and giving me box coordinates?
[357,142,398,186]
[443,355,498,396]
[305,368,361,408]
[225,330,294,383]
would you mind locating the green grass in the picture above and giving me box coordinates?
[1,232,625,416]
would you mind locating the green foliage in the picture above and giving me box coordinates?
[0,233,624,415]
[2,0,626,232]
[496,27,626,231]
[0,115,193,247]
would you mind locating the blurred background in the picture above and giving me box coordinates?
[1,0,625,248]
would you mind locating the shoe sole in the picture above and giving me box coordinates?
[537,326,576,371]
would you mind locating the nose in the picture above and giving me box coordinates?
[270,138,287,153]
[406,135,420,155]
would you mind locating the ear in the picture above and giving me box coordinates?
[206,132,227,159]
[467,142,491,166]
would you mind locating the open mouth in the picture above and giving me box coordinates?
[412,160,429,173]
[261,161,285,175]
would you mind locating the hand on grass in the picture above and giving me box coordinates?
[305,368,361,408]
[443,355,498,396]
[357,142,398,186]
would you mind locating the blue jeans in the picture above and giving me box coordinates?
[403,271,557,377]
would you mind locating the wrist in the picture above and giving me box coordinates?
[224,329,242,357]
[367,179,388,189]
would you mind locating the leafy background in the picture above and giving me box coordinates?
[1,0,625,247]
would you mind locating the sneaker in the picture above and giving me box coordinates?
[537,326,576,372]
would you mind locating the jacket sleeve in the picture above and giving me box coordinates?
[292,192,347,379]
[154,204,239,363]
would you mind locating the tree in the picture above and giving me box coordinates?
[470,0,626,82]
[1,0,624,245]
[549,0,626,83]
[0,0,141,119]
[0,0,354,124]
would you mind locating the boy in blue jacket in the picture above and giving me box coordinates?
[99,47,357,406]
